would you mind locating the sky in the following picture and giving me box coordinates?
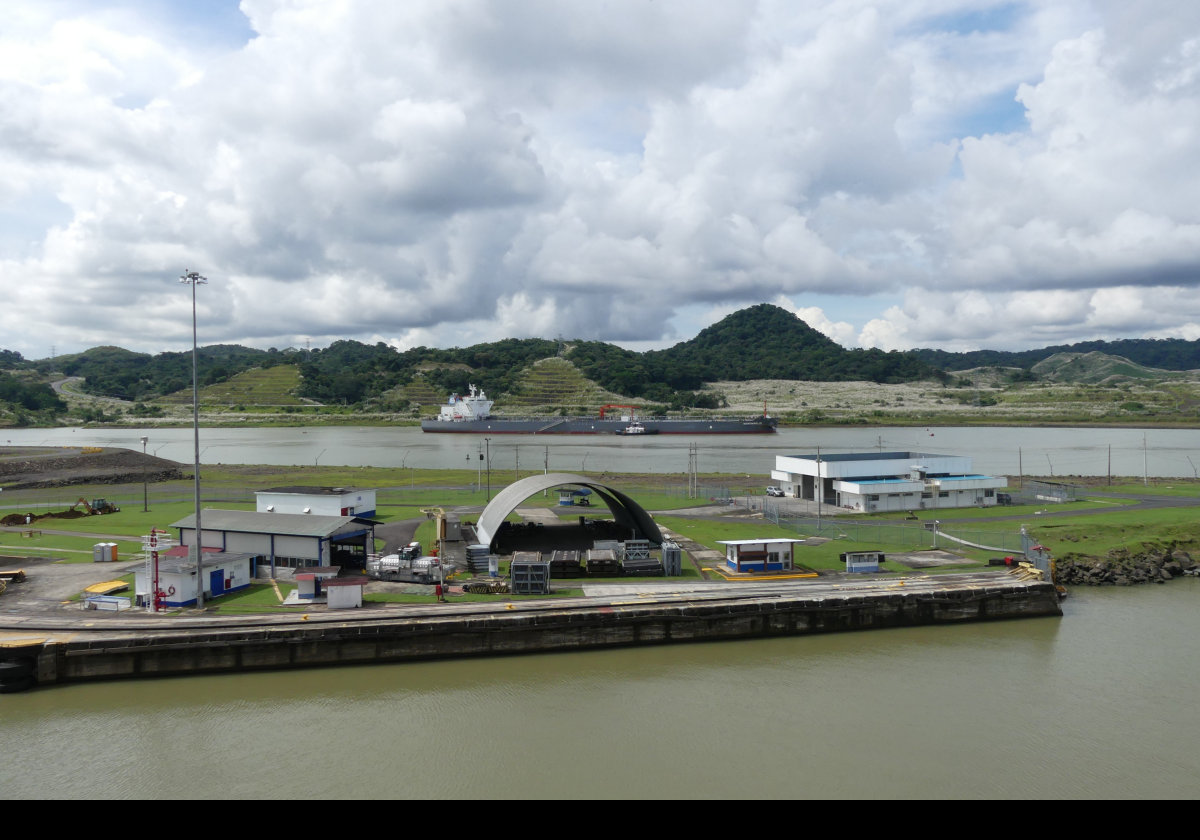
[3,0,1200,361]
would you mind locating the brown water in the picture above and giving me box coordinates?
[3,580,1197,799]
[4,424,1198,477]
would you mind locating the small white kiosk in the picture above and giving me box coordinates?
[717,539,807,573]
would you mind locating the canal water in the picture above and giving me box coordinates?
[2,580,1198,799]
[2,424,1198,797]
[4,424,1199,477]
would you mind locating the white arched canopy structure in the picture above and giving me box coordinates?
[475,472,663,548]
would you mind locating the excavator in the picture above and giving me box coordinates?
[72,498,120,515]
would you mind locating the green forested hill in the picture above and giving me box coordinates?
[0,350,68,423]
[913,337,1200,372]
[0,305,948,408]
[17,303,1200,411]
[647,303,936,384]
[41,344,296,401]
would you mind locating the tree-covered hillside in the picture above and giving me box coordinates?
[914,337,1200,372]
[13,305,947,408]
[0,349,68,423]
[46,345,296,401]
[647,303,937,384]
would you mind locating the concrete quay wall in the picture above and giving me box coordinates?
[27,579,1062,687]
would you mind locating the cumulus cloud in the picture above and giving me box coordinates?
[1,0,1199,361]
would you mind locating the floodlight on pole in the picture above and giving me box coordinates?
[180,269,207,607]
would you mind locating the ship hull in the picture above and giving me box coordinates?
[421,417,777,434]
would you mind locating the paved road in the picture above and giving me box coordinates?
[0,569,1039,641]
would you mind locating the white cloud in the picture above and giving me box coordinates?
[2,0,1200,362]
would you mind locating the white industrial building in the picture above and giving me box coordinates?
[256,486,377,518]
[771,451,1007,513]
[171,509,377,575]
[135,548,255,609]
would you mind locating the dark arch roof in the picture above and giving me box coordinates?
[475,472,663,548]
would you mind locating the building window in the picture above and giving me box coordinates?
[984,489,995,498]
[939,491,949,498]
[921,492,932,499]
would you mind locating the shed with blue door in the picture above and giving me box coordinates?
[134,548,255,608]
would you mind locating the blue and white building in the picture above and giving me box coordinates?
[771,451,1008,513]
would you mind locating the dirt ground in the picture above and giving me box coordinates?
[0,446,183,490]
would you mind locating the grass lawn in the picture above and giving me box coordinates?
[655,514,991,574]
[8,463,1198,605]
[1023,506,1200,558]
[206,581,297,613]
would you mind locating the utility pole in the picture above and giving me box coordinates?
[687,443,698,498]
[816,445,822,532]
[485,437,492,502]
[140,436,149,512]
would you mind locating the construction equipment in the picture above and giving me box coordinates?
[72,498,121,515]
[598,404,640,419]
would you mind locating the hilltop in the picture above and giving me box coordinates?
[3,303,1200,427]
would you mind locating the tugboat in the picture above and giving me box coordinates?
[614,420,657,436]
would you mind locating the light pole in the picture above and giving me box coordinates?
[485,437,492,502]
[140,435,149,512]
[180,269,207,607]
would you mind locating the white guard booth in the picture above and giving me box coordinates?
[294,566,341,600]
[326,577,367,609]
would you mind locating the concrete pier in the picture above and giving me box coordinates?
[0,572,1062,689]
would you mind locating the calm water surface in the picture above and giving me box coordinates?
[3,580,1197,799]
[5,425,1200,477]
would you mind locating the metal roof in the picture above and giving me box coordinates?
[171,509,366,538]
[258,486,368,495]
[785,451,938,462]
[475,472,662,547]
[153,551,257,573]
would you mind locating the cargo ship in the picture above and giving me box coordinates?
[420,386,777,434]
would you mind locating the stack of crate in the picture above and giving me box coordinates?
[585,547,621,577]
[661,541,683,576]
[465,544,492,575]
[510,551,550,595]
[548,549,584,578]
[620,539,663,576]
